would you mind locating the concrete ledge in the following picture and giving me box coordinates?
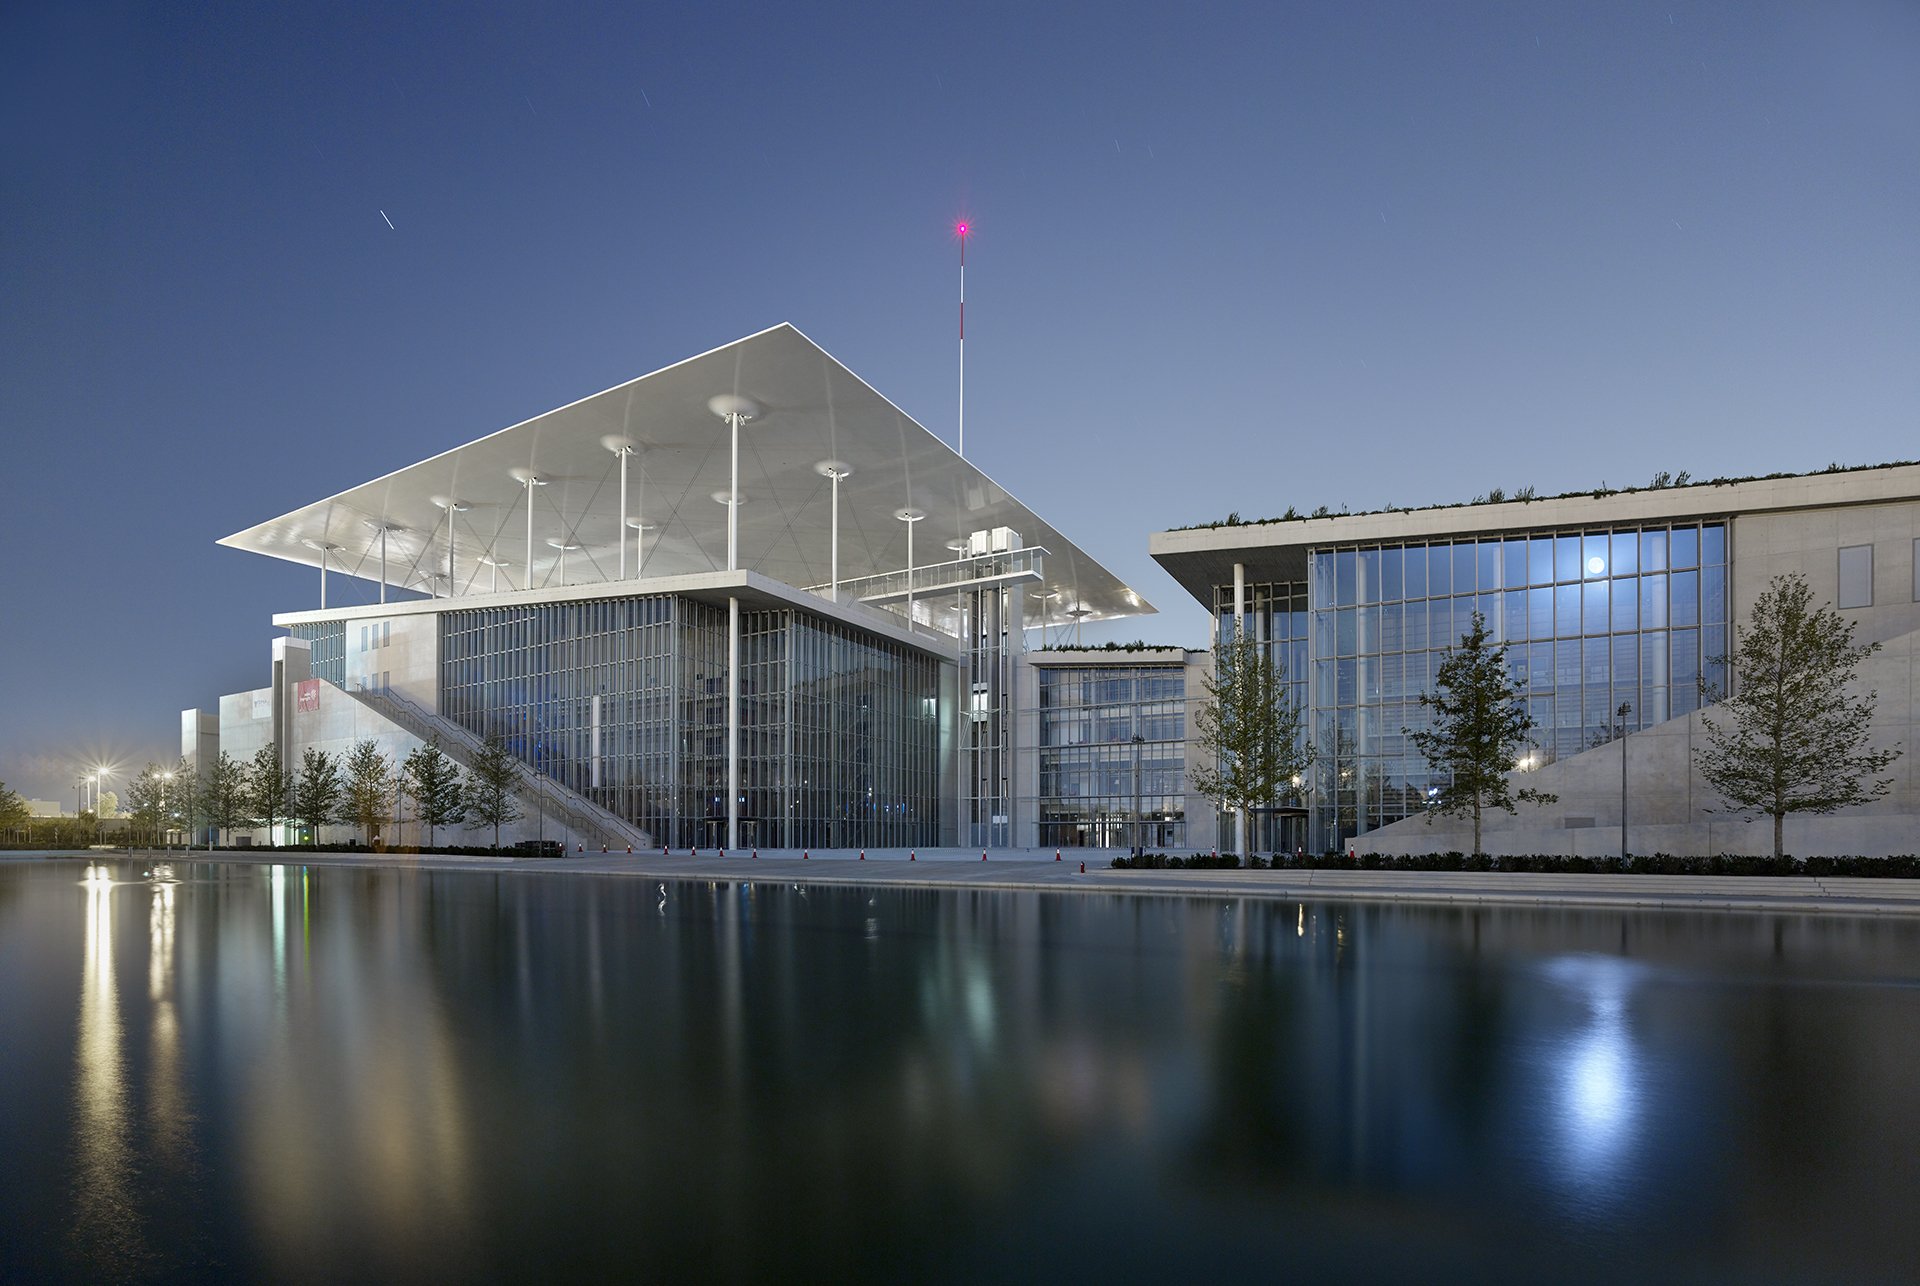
[28,849,1920,917]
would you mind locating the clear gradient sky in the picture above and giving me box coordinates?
[2,1,1916,801]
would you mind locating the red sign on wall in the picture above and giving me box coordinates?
[295,679,321,712]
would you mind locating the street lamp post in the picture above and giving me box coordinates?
[1616,701,1633,859]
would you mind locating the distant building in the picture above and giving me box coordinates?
[1016,647,1217,852]
[25,800,63,818]
[1153,465,1920,856]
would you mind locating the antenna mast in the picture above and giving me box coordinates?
[956,220,969,456]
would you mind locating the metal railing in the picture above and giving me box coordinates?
[344,683,654,851]
[806,546,1047,606]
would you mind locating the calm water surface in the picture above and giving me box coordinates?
[1,858,1916,1283]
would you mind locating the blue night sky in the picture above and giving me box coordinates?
[2,2,1915,800]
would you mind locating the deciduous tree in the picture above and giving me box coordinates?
[1190,633,1314,857]
[202,751,248,847]
[342,740,395,847]
[403,735,465,848]
[293,748,344,845]
[1696,573,1901,858]
[248,744,292,846]
[463,734,523,849]
[1407,611,1557,855]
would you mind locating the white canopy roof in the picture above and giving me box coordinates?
[219,323,1151,624]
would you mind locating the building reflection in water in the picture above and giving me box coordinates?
[72,865,139,1273]
[21,861,1920,1281]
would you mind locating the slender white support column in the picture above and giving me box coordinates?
[727,594,740,851]
[707,397,759,574]
[1233,561,1246,638]
[897,508,925,624]
[432,497,467,598]
[510,469,545,590]
[319,548,328,609]
[815,462,852,598]
[603,436,636,579]
[379,528,388,604]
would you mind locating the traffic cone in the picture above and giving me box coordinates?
[910,850,916,861]
[803,850,809,860]
[1055,848,1061,861]
[859,849,865,860]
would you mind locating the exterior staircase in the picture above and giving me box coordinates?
[343,684,655,852]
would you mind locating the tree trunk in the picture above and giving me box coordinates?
[1473,801,1482,857]
[1773,811,1784,860]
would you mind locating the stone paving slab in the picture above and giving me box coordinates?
[19,848,1920,916]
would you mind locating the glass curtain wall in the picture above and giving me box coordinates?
[1262,523,1729,852]
[1035,665,1188,850]
[438,594,941,848]
[288,621,346,687]
[1209,582,1311,852]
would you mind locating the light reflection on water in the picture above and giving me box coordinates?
[1,860,1917,1283]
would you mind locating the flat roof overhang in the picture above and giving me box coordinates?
[1150,462,1920,607]
[225,323,1152,625]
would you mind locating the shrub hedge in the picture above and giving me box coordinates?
[1111,851,1920,877]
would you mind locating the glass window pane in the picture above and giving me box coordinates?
[1358,549,1380,605]
[1503,590,1528,641]
[1379,601,1404,652]
[1504,539,1529,590]
[1610,531,1639,578]
[1702,524,1726,566]
[1555,640,1581,689]
[1611,578,1638,632]
[1672,569,1699,627]
[1381,547,1403,602]
[1337,608,1356,655]
[1583,533,1609,579]
[1402,546,1427,599]
[1672,628,1699,688]
[1555,584,1581,635]
[1612,637,1639,691]
[1839,545,1872,609]
[1702,565,1727,626]
[1454,544,1477,593]
[1671,526,1700,568]
[1527,642,1552,691]
[1583,581,1609,634]
[1478,542,1500,592]
[1640,574,1668,629]
[1640,529,1668,572]
[1430,545,1452,597]
[1528,537,1554,586]
[1403,602,1429,652]
[1528,587,1554,639]
[1554,535,1581,582]
[1640,630,1670,691]
[1336,550,1356,606]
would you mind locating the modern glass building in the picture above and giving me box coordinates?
[210,325,1152,850]
[1018,648,1211,851]
[1155,465,1920,857]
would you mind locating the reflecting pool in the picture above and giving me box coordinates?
[2,859,1916,1282]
